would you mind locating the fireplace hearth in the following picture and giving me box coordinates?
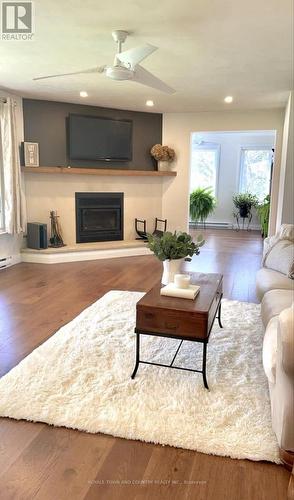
[75,192,123,243]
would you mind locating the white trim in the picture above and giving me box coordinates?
[232,223,261,231]
[190,221,232,229]
[21,246,152,264]
[12,253,21,265]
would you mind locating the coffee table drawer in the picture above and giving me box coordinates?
[136,307,207,338]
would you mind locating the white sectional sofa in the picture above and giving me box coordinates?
[256,225,294,468]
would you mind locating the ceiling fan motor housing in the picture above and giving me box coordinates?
[106,66,133,81]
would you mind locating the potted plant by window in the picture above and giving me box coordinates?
[190,187,216,226]
[147,231,205,285]
[232,192,258,218]
[256,195,270,237]
[150,144,175,171]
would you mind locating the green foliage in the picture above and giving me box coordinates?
[190,187,216,222]
[232,192,258,210]
[147,231,205,261]
[256,195,270,238]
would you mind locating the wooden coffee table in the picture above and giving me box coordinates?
[131,272,223,389]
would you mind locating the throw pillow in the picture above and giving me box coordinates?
[264,240,294,278]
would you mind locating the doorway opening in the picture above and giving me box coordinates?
[189,130,276,233]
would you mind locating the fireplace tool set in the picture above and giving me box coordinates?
[49,210,65,247]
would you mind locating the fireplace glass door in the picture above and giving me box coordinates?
[75,193,123,243]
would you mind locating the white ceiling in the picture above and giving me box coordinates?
[0,0,292,112]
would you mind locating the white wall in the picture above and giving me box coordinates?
[24,173,164,245]
[0,90,24,263]
[276,92,294,228]
[190,131,275,226]
[162,110,284,233]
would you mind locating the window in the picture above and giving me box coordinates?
[190,144,220,196]
[239,148,273,201]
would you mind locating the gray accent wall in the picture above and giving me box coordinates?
[23,99,162,170]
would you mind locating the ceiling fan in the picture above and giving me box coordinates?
[33,30,175,94]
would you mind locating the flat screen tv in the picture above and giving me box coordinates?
[68,114,132,161]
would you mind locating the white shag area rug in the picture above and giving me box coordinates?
[0,291,280,463]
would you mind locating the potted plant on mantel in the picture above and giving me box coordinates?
[150,144,175,171]
[232,192,258,218]
[147,231,205,285]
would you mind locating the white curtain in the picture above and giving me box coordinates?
[0,98,26,234]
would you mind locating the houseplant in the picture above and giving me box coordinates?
[256,195,270,237]
[232,192,258,218]
[150,144,175,171]
[147,231,205,284]
[190,187,216,225]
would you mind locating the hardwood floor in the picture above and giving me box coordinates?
[0,230,290,499]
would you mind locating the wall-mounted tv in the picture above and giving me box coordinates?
[68,114,132,161]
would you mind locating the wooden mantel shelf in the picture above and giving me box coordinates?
[22,166,177,177]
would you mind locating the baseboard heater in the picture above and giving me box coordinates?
[0,256,13,270]
[189,222,233,229]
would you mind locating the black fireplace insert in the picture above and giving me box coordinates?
[75,192,124,243]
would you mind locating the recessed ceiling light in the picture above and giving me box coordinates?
[224,96,233,103]
[80,91,88,98]
[146,100,154,107]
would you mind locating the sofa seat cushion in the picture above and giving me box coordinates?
[263,316,279,384]
[261,289,294,327]
[256,267,294,301]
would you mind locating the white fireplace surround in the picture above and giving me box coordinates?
[22,171,173,263]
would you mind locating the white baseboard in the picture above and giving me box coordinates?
[21,246,152,264]
[12,253,21,265]
[190,222,261,231]
[232,224,261,231]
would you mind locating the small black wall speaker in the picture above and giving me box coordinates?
[27,223,48,249]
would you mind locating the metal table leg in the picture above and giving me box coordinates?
[131,327,218,391]
[131,332,140,379]
[202,342,209,390]
[217,299,223,328]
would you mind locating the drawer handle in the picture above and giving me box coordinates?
[164,322,179,330]
[144,313,154,319]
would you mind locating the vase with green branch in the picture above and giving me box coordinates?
[147,231,205,284]
[190,187,216,227]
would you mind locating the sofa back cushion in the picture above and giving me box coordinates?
[264,240,294,278]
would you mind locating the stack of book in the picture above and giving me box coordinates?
[160,283,200,300]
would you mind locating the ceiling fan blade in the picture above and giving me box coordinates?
[33,66,106,81]
[132,65,175,94]
[117,44,157,68]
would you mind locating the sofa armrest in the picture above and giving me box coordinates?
[278,305,294,377]
[271,305,294,451]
